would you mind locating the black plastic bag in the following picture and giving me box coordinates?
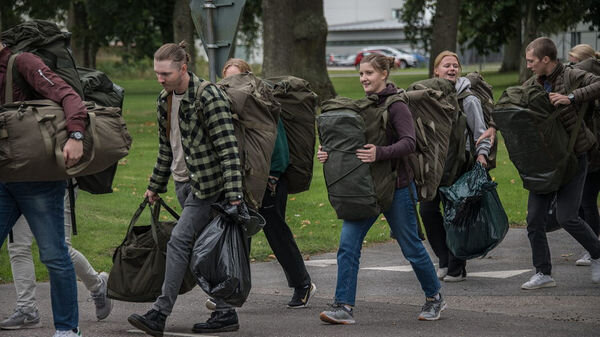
[190,203,252,307]
[439,163,509,259]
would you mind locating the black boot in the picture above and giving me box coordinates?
[192,309,239,333]
[128,309,166,337]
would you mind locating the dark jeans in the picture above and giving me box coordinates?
[527,155,600,275]
[579,169,600,236]
[259,177,311,288]
[419,193,466,277]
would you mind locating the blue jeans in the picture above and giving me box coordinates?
[0,181,78,331]
[334,184,441,305]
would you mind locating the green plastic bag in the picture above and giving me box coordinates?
[439,163,509,259]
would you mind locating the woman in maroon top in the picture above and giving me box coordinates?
[317,54,445,324]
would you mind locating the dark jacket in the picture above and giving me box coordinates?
[374,83,416,188]
[269,119,290,178]
[0,47,86,133]
[525,62,600,154]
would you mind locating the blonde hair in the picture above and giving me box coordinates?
[360,53,395,79]
[433,51,461,77]
[222,58,252,78]
[569,44,600,62]
[154,41,191,68]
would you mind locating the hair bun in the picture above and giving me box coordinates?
[178,40,188,50]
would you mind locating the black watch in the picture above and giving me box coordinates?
[568,93,575,104]
[69,131,84,141]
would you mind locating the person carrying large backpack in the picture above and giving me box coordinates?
[566,44,600,266]
[317,53,445,324]
[0,30,87,337]
[127,41,245,335]
[518,37,600,289]
[213,58,316,308]
[419,51,492,283]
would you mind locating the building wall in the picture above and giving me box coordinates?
[324,0,405,25]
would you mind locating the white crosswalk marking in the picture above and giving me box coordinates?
[306,260,532,279]
[304,259,337,267]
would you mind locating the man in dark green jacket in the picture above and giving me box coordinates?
[522,37,600,290]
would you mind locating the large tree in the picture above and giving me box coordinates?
[173,0,196,71]
[402,0,461,77]
[262,0,335,100]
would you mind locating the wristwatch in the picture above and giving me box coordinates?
[568,93,575,104]
[69,131,84,141]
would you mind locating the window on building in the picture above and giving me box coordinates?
[392,9,402,19]
[571,32,581,46]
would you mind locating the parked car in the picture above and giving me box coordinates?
[327,54,355,67]
[360,46,418,68]
[354,50,402,69]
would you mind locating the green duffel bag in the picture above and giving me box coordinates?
[266,76,318,194]
[107,198,196,302]
[0,99,132,182]
[493,85,581,194]
[318,96,398,220]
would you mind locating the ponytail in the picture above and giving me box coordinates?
[154,40,191,67]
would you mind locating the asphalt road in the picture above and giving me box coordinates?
[0,228,598,337]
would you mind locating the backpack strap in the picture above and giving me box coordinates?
[5,53,18,104]
[563,67,590,153]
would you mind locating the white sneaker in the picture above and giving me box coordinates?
[53,327,82,336]
[576,252,592,266]
[592,258,600,283]
[91,272,113,320]
[437,267,448,280]
[521,272,556,290]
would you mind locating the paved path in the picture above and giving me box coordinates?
[0,229,598,337]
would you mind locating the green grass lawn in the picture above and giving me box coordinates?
[0,71,524,283]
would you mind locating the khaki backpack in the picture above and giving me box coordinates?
[318,95,400,220]
[407,78,465,187]
[215,73,279,209]
[265,76,318,194]
[399,88,456,201]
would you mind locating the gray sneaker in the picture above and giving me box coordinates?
[91,272,113,320]
[521,272,556,290]
[592,258,600,283]
[0,307,41,330]
[576,252,592,266]
[418,293,446,321]
[319,303,355,324]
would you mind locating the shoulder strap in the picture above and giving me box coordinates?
[5,53,18,104]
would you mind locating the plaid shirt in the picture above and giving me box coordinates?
[148,72,243,201]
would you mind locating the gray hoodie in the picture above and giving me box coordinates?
[455,77,491,157]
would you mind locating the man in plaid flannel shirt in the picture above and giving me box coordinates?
[128,42,244,336]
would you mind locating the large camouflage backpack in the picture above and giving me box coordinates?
[492,85,582,194]
[75,67,126,194]
[318,95,400,220]
[459,72,498,169]
[265,76,318,194]
[407,78,466,187]
[399,87,456,201]
[216,73,279,209]
[1,20,84,98]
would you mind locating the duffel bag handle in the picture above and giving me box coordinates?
[156,198,180,220]
[125,197,160,246]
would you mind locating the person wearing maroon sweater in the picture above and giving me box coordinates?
[0,42,87,337]
[317,53,445,325]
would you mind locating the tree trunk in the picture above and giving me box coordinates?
[262,0,336,101]
[428,0,461,77]
[67,0,91,67]
[519,0,537,83]
[174,0,196,72]
[499,28,521,72]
